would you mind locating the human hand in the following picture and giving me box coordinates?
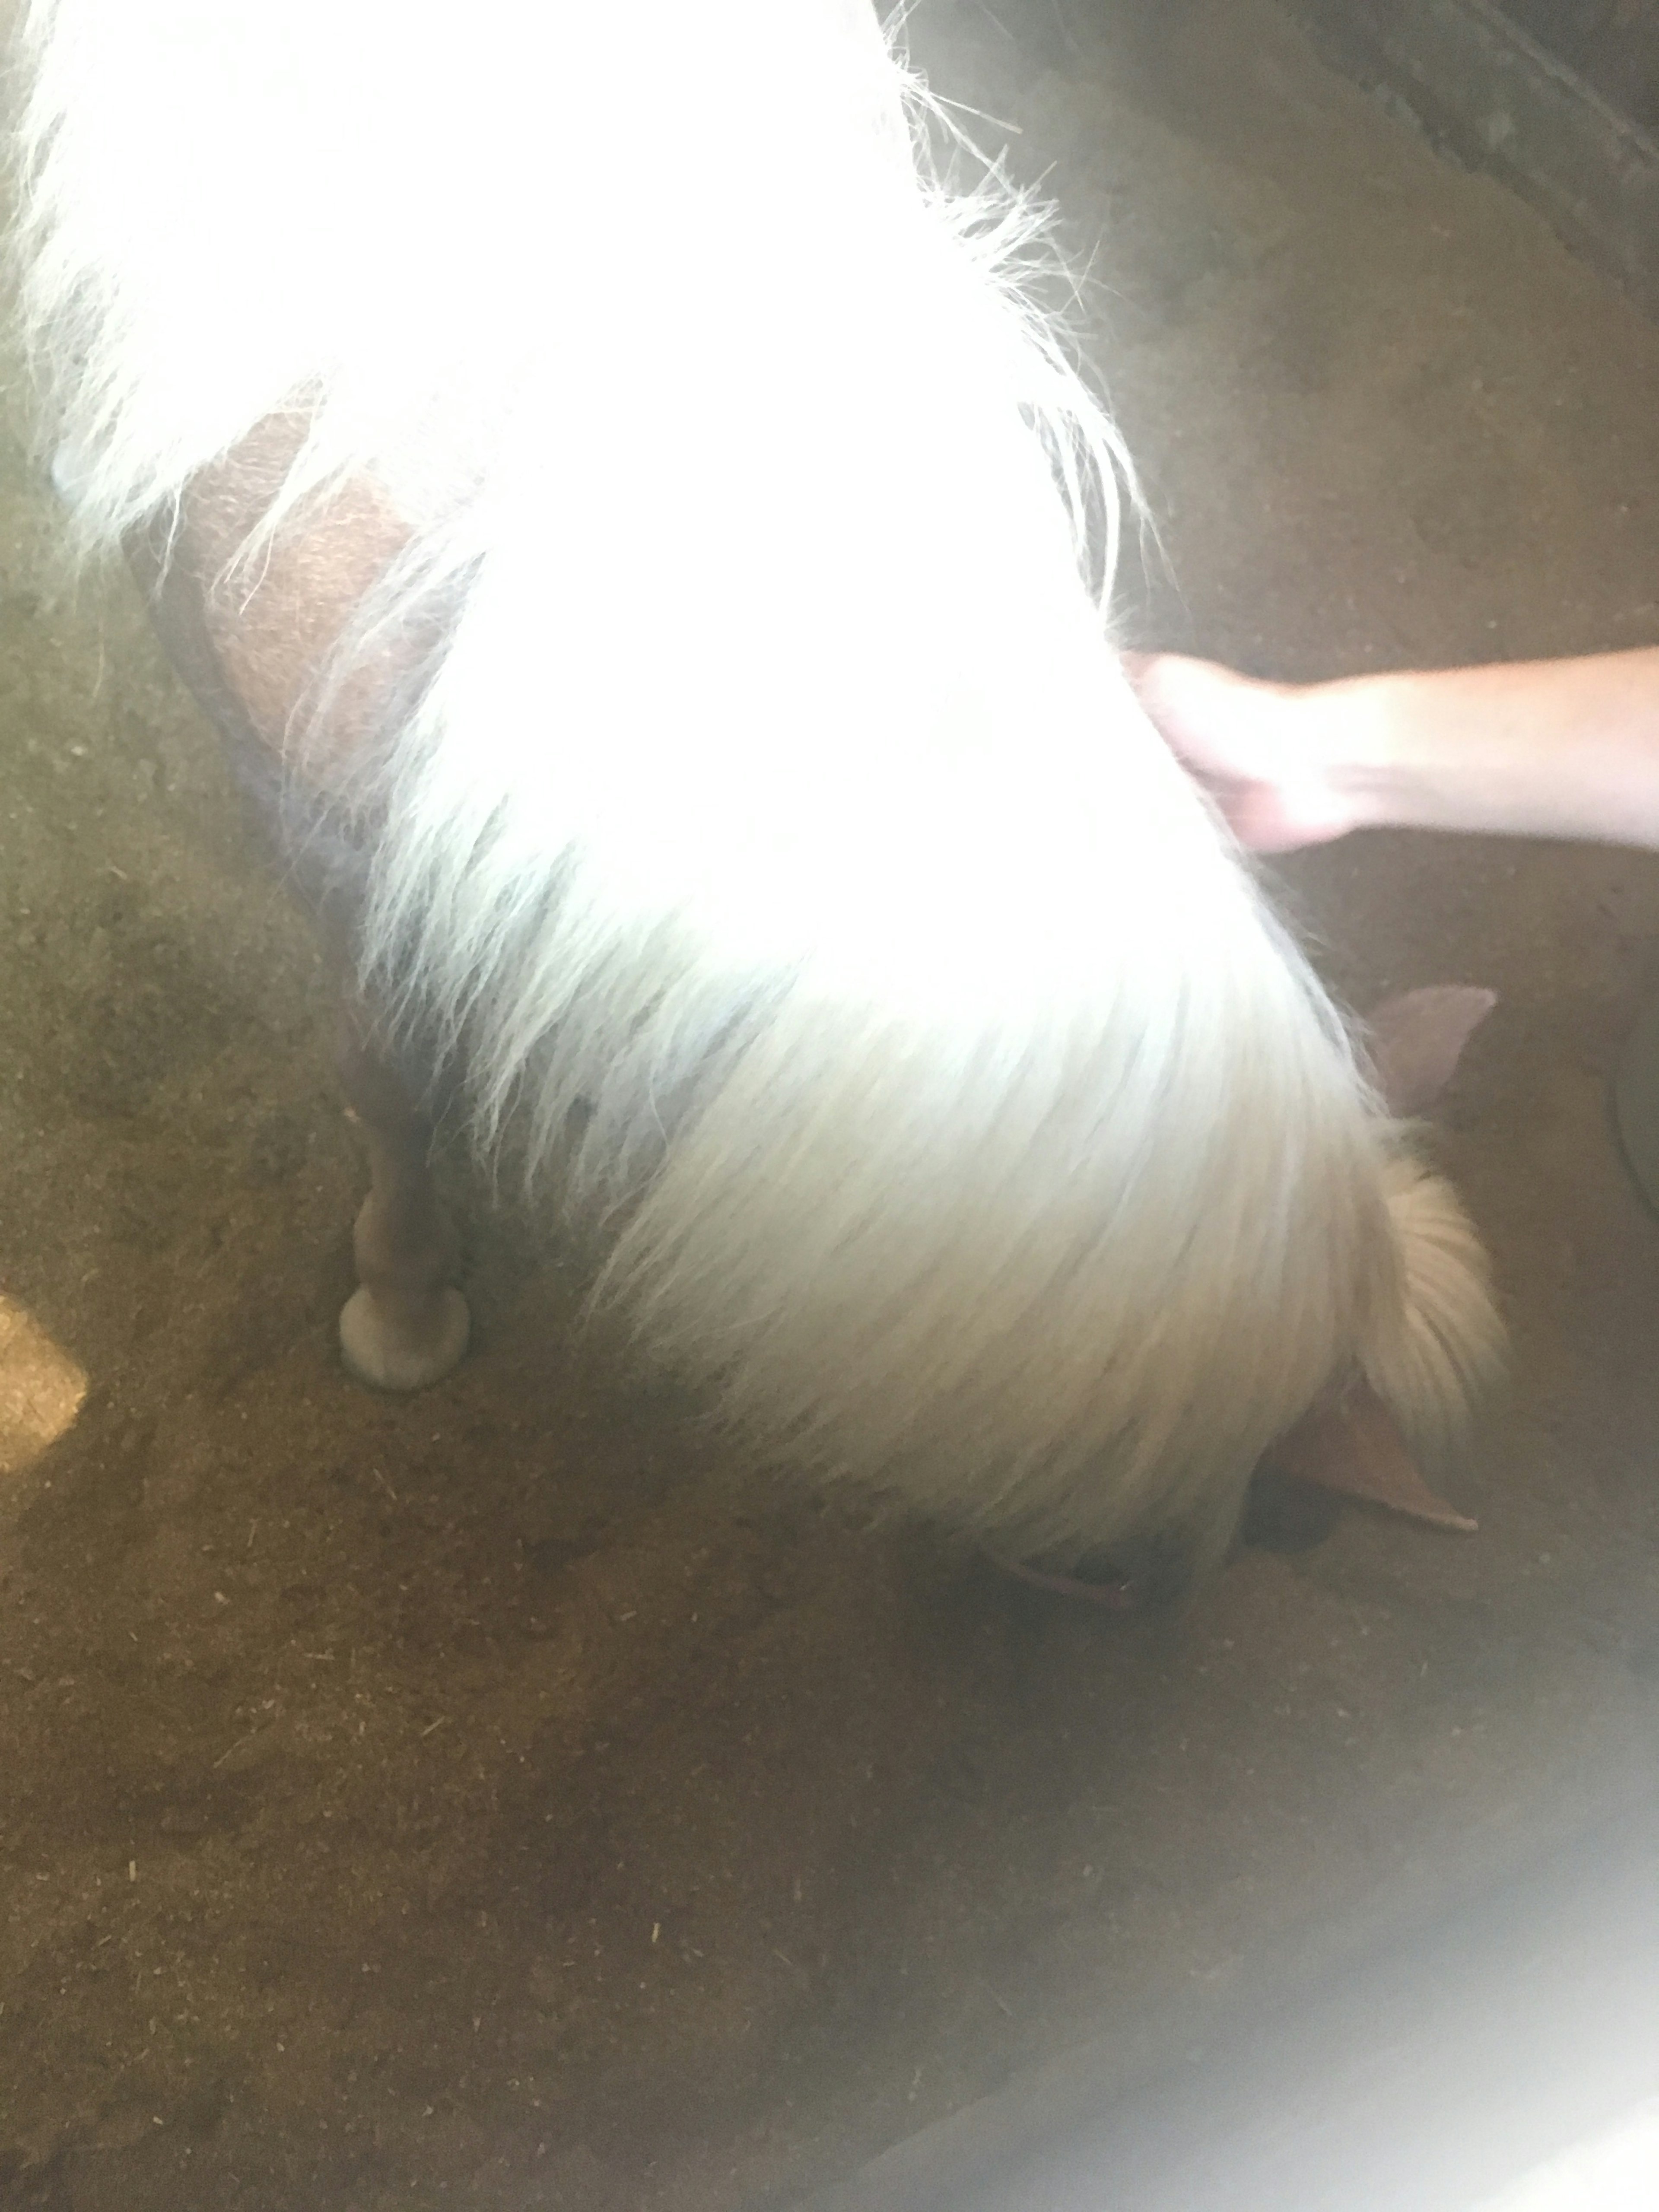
[1125,651,1366,852]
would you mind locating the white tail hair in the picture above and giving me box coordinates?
[13,0,1500,1568]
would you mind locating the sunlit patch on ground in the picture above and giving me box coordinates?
[0,1290,86,1480]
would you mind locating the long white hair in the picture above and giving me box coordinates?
[12,0,1500,1567]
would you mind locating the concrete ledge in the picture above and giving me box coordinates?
[795,1793,1659,2210]
[1281,0,1659,316]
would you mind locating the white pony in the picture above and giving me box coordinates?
[11,0,1501,1575]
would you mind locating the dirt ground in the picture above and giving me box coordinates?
[5,2,1659,2206]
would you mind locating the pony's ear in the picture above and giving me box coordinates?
[1262,1383,1478,1533]
[1246,987,1497,1538]
[1367,986,1496,1117]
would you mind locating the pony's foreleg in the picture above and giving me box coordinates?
[121,449,468,1391]
[334,994,470,1392]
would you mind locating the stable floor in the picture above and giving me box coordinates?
[4,2,1659,2206]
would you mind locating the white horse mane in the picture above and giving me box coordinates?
[12,0,1500,1565]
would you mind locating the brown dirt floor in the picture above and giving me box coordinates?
[4,1,1659,2206]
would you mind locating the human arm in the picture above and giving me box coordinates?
[1127,646,1659,853]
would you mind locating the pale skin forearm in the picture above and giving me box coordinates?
[1316,650,1659,845]
[1130,648,1659,853]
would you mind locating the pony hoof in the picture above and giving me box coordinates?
[339,1285,470,1392]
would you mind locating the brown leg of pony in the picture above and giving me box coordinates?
[334,993,470,1392]
[124,438,467,1390]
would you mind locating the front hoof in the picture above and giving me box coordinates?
[339,1285,470,1392]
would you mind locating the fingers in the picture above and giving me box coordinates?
[1125,649,1359,852]
[1126,651,1279,775]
